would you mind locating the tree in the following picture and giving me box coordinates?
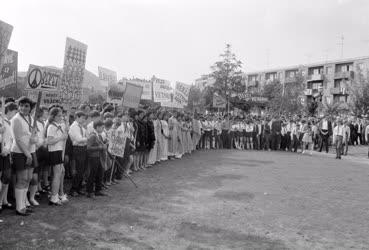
[88,93,105,104]
[210,44,244,110]
[348,68,369,115]
[187,86,202,110]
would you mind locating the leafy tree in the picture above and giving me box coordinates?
[88,93,105,104]
[348,68,369,115]
[210,44,244,110]
[187,86,202,110]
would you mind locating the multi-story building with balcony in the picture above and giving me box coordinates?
[244,56,369,107]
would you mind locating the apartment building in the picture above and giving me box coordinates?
[245,56,369,106]
[194,74,216,91]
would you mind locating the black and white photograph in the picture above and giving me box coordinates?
[1,0,369,249]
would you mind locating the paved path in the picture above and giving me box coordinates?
[1,149,369,249]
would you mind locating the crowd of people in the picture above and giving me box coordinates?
[0,96,368,217]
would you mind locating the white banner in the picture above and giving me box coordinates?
[98,66,117,87]
[61,37,88,105]
[153,78,172,104]
[173,81,191,107]
[26,65,62,92]
[122,82,143,108]
[126,78,152,100]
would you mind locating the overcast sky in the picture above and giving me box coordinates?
[2,0,369,84]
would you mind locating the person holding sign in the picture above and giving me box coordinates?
[10,97,38,216]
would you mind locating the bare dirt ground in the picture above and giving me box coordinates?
[1,149,369,250]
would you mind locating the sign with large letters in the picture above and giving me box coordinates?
[26,65,62,91]
[153,77,172,104]
[0,49,17,89]
[108,129,127,157]
[173,81,190,107]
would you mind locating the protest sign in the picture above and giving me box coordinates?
[0,49,17,89]
[173,81,190,107]
[153,78,172,104]
[122,82,143,108]
[107,82,125,104]
[213,94,226,108]
[27,91,61,106]
[0,20,13,69]
[26,65,62,91]
[108,129,126,157]
[126,78,152,100]
[61,37,88,105]
[98,66,117,87]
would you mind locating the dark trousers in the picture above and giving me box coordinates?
[291,135,299,152]
[263,134,271,150]
[319,132,329,153]
[87,157,103,194]
[271,133,281,150]
[71,146,87,192]
[201,131,212,149]
[280,134,287,150]
[336,136,343,158]
[221,130,230,149]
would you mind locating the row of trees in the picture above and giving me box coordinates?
[190,44,369,117]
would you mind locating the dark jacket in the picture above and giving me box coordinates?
[87,132,104,158]
[147,120,156,150]
[271,120,281,134]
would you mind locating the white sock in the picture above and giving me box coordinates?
[29,185,38,202]
[15,188,23,211]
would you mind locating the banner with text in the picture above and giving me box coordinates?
[61,37,88,105]
[122,82,143,108]
[108,129,127,157]
[213,94,226,108]
[126,79,152,100]
[26,65,62,91]
[0,20,13,69]
[153,78,172,104]
[0,49,17,89]
[98,66,117,88]
[173,81,190,107]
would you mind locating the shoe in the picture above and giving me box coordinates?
[29,199,40,206]
[69,191,78,197]
[95,192,107,197]
[76,190,86,196]
[16,209,30,216]
[26,207,34,213]
[2,203,15,210]
[49,195,62,206]
[59,194,69,203]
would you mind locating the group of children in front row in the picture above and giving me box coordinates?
[0,97,199,216]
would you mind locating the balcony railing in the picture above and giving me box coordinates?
[334,71,354,79]
[330,87,348,95]
[304,89,313,96]
[247,80,258,88]
[307,74,324,81]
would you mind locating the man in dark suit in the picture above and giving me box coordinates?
[271,116,282,151]
[319,115,332,153]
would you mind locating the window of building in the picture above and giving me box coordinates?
[312,82,322,89]
[326,66,333,74]
[334,79,342,88]
[359,63,364,70]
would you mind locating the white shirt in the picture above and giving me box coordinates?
[86,122,94,137]
[2,118,13,155]
[36,120,46,148]
[322,120,328,130]
[11,112,36,154]
[333,125,344,137]
[47,122,65,152]
[69,121,87,146]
